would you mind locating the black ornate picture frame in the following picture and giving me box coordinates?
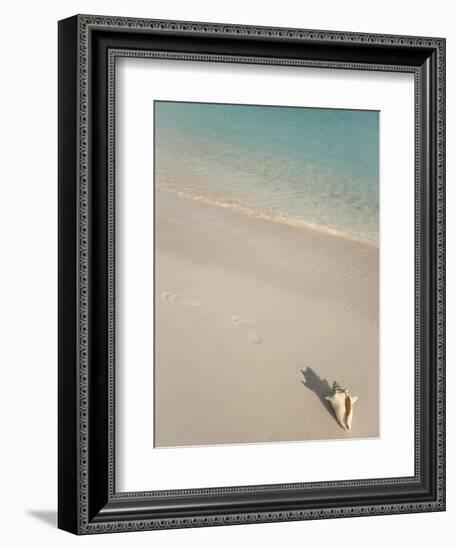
[58,14,446,534]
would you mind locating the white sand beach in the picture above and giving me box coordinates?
[154,189,379,447]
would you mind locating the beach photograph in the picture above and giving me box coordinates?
[154,100,379,447]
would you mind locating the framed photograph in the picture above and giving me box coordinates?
[58,14,446,534]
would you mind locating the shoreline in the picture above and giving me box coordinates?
[154,189,379,447]
[156,185,379,248]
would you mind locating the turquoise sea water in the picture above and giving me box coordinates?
[154,101,379,244]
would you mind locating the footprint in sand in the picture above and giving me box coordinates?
[231,314,263,344]
[247,332,263,344]
[231,314,256,327]
[161,291,201,308]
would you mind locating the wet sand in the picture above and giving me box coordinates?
[154,190,379,447]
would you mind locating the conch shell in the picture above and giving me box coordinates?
[325,381,358,431]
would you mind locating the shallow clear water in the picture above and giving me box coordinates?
[155,101,379,244]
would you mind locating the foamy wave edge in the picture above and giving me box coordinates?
[157,186,379,248]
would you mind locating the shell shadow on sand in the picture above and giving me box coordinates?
[300,367,338,424]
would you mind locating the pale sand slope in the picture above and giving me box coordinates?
[154,190,379,447]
